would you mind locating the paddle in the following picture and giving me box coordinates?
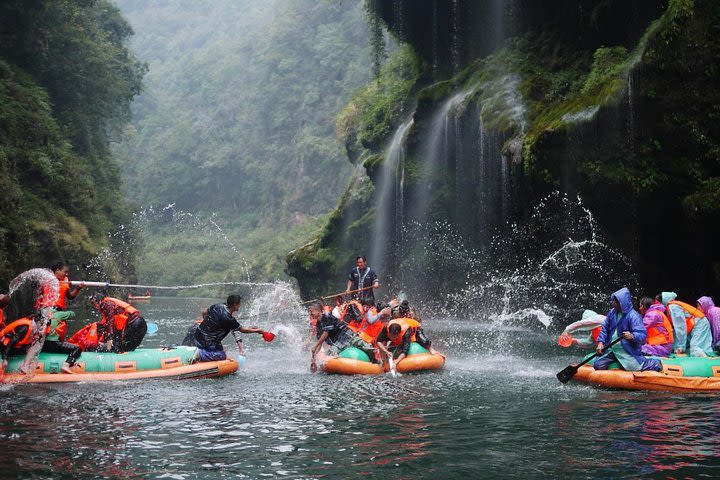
[556,335,623,384]
[299,285,375,306]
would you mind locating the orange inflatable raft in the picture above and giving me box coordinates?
[323,343,445,375]
[572,355,720,392]
[1,346,238,384]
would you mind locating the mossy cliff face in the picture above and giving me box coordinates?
[288,0,720,299]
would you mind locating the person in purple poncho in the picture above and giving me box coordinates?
[594,287,662,372]
[639,296,674,357]
[697,296,720,353]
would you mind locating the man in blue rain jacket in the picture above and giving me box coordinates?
[593,287,662,372]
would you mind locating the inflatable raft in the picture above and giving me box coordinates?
[323,342,445,375]
[572,355,720,392]
[1,346,238,384]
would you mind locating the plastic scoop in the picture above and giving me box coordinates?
[146,322,159,336]
[262,331,276,342]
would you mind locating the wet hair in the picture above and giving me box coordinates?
[356,255,367,262]
[310,301,323,312]
[50,262,67,272]
[640,296,654,310]
[654,293,663,303]
[361,298,375,307]
[91,293,104,303]
[388,323,402,335]
[226,294,242,308]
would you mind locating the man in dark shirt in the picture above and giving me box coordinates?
[345,256,380,305]
[193,294,267,362]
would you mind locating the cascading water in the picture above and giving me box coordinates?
[368,118,414,275]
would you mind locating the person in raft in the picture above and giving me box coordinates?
[310,301,375,373]
[193,295,268,362]
[346,255,380,305]
[638,296,674,357]
[181,308,209,346]
[90,293,148,353]
[697,296,720,352]
[593,288,662,372]
[376,317,437,366]
[558,309,604,348]
[658,291,714,357]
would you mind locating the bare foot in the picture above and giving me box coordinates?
[61,363,75,374]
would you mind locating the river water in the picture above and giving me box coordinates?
[2,296,720,479]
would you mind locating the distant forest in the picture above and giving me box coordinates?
[114,0,377,285]
[0,0,146,285]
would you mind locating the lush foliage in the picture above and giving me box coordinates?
[0,0,145,285]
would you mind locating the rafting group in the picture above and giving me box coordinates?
[558,286,720,391]
[308,256,445,375]
[0,262,273,382]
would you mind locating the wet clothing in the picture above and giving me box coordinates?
[348,266,378,304]
[193,303,240,358]
[42,340,82,366]
[97,297,147,353]
[697,296,720,351]
[316,312,374,357]
[641,303,673,357]
[377,318,433,356]
[560,310,604,348]
[182,319,203,346]
[0,317,35,361]
[662,293,712,356]
[593,288,661,372]
[316,313,352,348]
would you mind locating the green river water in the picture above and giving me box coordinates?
[1,296,719,479]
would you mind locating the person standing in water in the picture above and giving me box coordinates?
[593,288,662,372]
[345,256,380,306]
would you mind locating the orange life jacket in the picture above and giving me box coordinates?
[101,297,139,331]
[358,307,387,344]
[668,300,705,335]
[341,300,364,333]
[386,318,420,346]
[45,317,67,343]
[55,277,71,309]
[591,326,601,342]
[646,310,674,346]
[0,317,34,348]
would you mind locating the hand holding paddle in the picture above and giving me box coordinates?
[556,335,623,384]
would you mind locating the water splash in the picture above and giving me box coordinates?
[561,106,600,124]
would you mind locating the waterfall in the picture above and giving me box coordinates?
[368,118,414,274]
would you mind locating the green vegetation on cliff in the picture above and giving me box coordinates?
[0,0,145,285]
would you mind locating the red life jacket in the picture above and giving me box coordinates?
[101,297,139,331]
[341,300,364,333]
[0,308,4,329]
[386,318,420,346]
[68,322,99,351]
[0,317,34,348]
[668,300,705,335]
[591,326,601,342]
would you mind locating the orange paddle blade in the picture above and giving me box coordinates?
[558,332,573,348]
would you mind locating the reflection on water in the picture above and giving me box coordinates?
[2,297,720,479]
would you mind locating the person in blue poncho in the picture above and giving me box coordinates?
[593,287,663,372]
